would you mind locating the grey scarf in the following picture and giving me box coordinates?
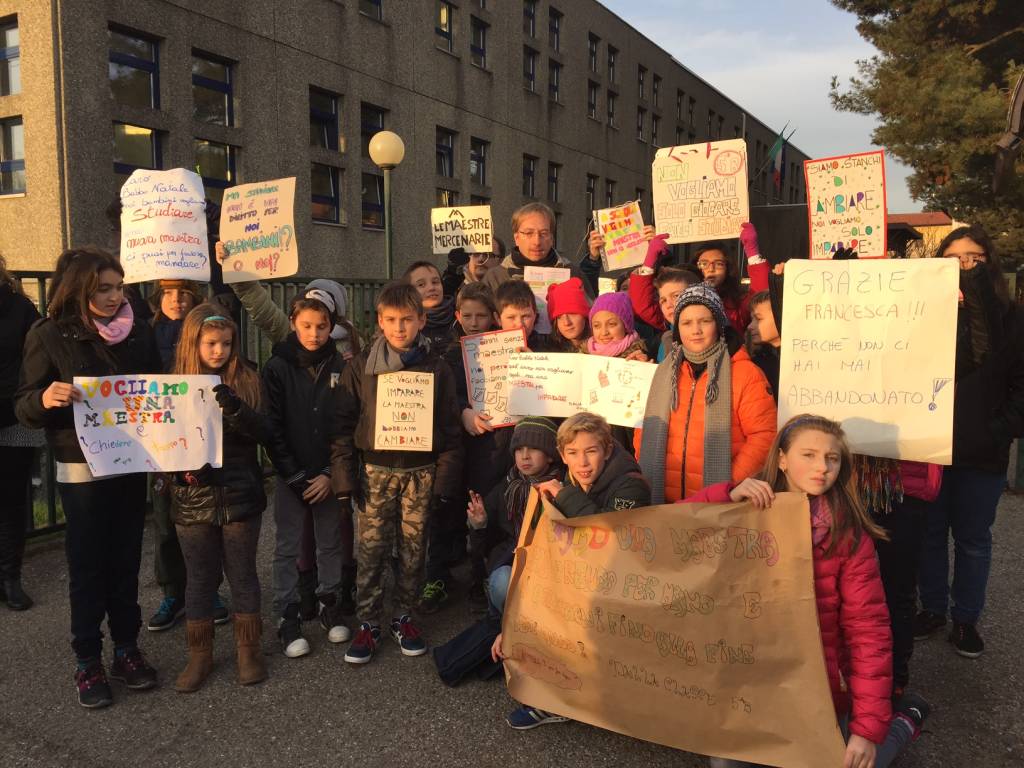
[364,334,430,376]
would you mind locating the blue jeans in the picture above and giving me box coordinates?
[487,565,512,614]
[918,466,1004,624]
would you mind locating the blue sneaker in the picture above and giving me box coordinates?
[147,596,184,632]
[506,705,569,730]
[389,614,427,657]
[213,592,231,625]
[344,623,381,665]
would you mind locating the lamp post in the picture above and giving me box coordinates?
[369,130,406,280]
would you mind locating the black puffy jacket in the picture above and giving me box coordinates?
[0,285,40,427]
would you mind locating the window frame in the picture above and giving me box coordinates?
[605,178,615,208]
[470,136,488,186]
[108,26,159,109]
[607,45,617,83]
[359,0,383,21]
[522,154,537,197]
[436,0,455,52]
[470,16,488,68]
[360,102,387,158]
[607,90,617,127]
[548,7,561,51]
[1,18,21,97]
[547,161,561,203]
[111,121,162,178]
[436,126,456,178]
[637,64,646,100]
[523,0,537,37]
[309,86,340,151]
[0,115,26,195]
[523,46,537,92]
[652,74,661,107]
[588,33,599,72]
[311,162,342,224]
[586,80,598,119]
[548,59,561,102]
[361,171,385,229]
[636,106,646,142]
[193,138,237,204]
[585,174,597,212]
[191,50,234,127]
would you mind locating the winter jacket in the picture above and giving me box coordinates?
[897,460,943,503]
[633,341,777,502]
[470,471,539,575]
[750,344,780,402]
[15,316,161,463]
[329,339,464,499]
[553,443,651,518]
[685,482,893,744]
[152,318,183,372]
[230,280,291,344]
[0,286,40,427]
[262,335,348,484]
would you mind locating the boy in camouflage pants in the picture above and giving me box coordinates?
[331,282,462,664]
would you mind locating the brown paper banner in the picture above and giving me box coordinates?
[502,491,847,768]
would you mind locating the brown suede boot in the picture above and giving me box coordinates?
[234,612,267,685]
[175,619,214,693]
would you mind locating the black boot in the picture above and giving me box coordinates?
[3,579,32,611]
[297,568,318,621]
[339,564,357,616]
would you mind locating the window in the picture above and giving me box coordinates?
[522,154,536,197]
[675,126,684,146]
[192,52,234,126]
[548,8,561,51]
[436,1,454,52]
[523,1,536,37]
[436,188,458,206]
[706,109,714,139]
[607,91,617,127]
[653,74,661,107]
[475,0,486,7]
[585,174,597,211]
[0,116,25,194]
[548,60,561,102]
[688,96,695,126]
[362,172,384,228]
[523,46,537,91]
[652,115,660,147]
[607,45,617,82]
[309,87,341,151]
[311,163,341,223]
[108,27,157,108]
[360,0,383,20]
[605,178,615,208]
[587,81,598,119]
[734,124,741,138]
[436,127,455,177]
[470,137,487,185]
[588,34,599,72]
[717,115,724,139]
[636,107,645,142]
[676,89,684,120]
[1,19,21,96]
[470,17,488,67]
[547,162,560,202]
[194,139,236,205]
[470,194,490,205]
[112,122,161,180]
[360,102,386,157]
[637,65,646,100]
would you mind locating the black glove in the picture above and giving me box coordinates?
[213,383,241,415]
[447,247,470,267]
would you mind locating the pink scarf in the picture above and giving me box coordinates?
[586,330,640,358]
[93,301,134,345]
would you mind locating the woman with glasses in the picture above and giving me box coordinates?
[687,223,770,332]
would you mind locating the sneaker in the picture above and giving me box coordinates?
[344,622,381,665]
[949,621,984,658]
[912,610,946,640]
[319,593,351,643]
[75,659,113,709]
[894,691,931,741]
[418,580,448,615]
[468,580,489,613]
[147,596,185,632]
[109,646,158,690]
[278,604,311,658]
[213,592,231,625]
[506,705,569,730]
[389,614,427,657]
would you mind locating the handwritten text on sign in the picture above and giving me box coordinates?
[119,168,210,283]
[594,200,647,272]
[523,266,570,335]
[431,205,493,255]
[461,329,527,428]
[778,258,958,463]
[652,139,749,244]
[804,150,887,259]
[502,493,846,767]
[220,177,298,282]
[374,372,435,451]
[72,375,223,477]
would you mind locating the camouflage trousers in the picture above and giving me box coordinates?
[357,463,435,624]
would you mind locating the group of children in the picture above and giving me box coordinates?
[14,200,1023,768]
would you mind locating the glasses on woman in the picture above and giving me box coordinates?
[697,259,728,272]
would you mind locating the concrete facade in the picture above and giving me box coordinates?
[0,0,810,276]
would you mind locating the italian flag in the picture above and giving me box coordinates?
[767,125,796,191]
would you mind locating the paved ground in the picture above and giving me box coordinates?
[2,494,1023,768]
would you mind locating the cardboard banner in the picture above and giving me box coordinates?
[594,200,647,271]
[652,139,749,244]
[72,375,223,477]
[804,151,887,259]
[502,492,846,767]
[778,258,958,463]
[461,328,527,428]
[119,168,210,283]
[507,353,656,428]
[523,266,571,335]
[431,205,493,255]
[219,177,298,282]
[374,371,434,451]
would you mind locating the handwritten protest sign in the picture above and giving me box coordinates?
[507,353,656,428]
[523,266,570,335]
[119,169,210,283]
[652,139,749,244]
[778,258,958,463]
[461,329,527,428]
[374,372,434,451]
[804,151,887,259]
[72,375,222,477]
[219,177,298,282]
[598,277,617,295]
[594,201,647,271]
[431,205,493,255]
[503,491,846,767]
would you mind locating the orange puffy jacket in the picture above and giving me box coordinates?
[634,346,778,501]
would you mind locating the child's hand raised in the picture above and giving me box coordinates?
[214,240,228,263]
[729,478,775,509]
[466,491,487,529]
[587,229,604,260]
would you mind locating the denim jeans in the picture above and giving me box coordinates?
[918,466,1004,624]
[487,565,513,614]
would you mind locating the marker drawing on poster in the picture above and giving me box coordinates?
[593,201,647,271]
[804,150,887,259]
[374,372,434,451]
[523,266,571,335]
[431,205,493,254]
[220,177,298,282]
[461,329,527,428]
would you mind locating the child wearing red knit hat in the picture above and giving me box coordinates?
[545,277,591,352]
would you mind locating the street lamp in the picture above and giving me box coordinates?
[369,130,405,280]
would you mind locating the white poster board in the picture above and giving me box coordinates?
[523,266,571,335]
[804,151,887,259]
[374,371,435,451]
[594,200,647,271]
[119,168,210,283]
[219,177,298,282]
[778,259,958,463]
[461,328,527,428]
[72,375,223,477]
[431,205,493,254]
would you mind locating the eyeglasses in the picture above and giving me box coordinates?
[516,229,552,240]
[697,260,727,271]
[945,251,987,268]
[469,252,492,260]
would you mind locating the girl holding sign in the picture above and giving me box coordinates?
[15,248,162,709]
[170,305,270,692]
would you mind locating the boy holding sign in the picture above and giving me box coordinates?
[330,283,462,664]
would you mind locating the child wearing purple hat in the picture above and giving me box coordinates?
[586,292,649,361]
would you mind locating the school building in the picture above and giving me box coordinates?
[0,0,810,277]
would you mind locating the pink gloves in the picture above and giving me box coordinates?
[643,233,671,269]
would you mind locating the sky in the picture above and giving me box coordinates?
[601,0,921,212]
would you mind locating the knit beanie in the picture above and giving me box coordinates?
[546,277,591,323]
[305,279,350,340]
[510,416,560,462]
[589,291,635,334]
[673,283,729,340]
